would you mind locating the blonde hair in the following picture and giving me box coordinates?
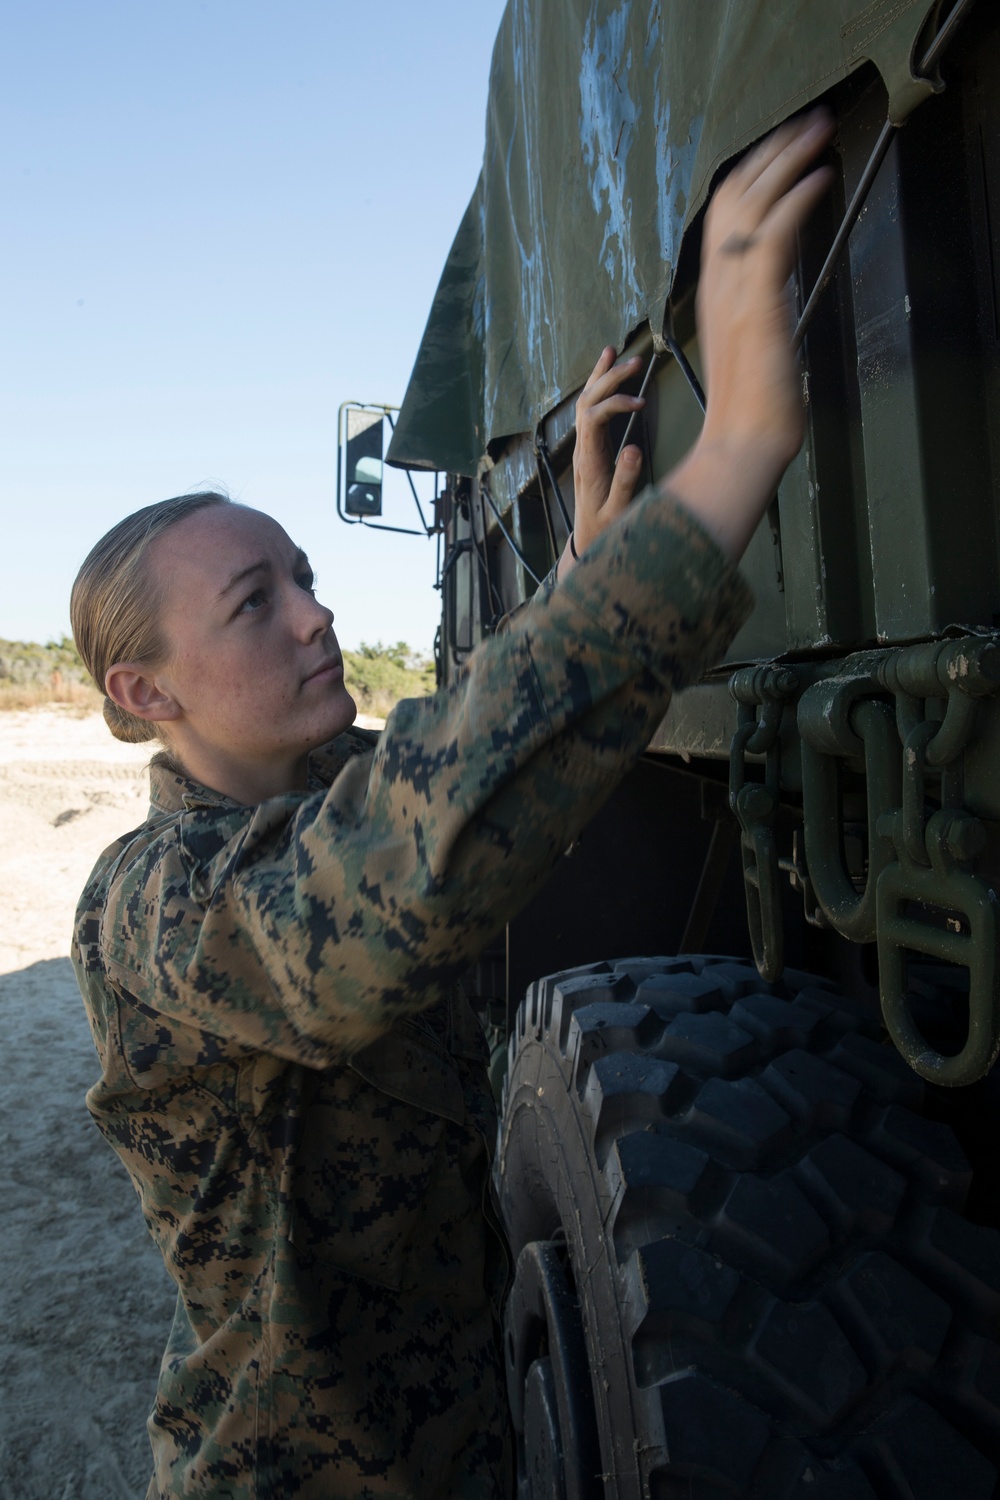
[71,492,230,743]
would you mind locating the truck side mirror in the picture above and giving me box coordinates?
[342,408,385,517]
[336,399,435,537]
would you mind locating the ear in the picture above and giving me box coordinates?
[104,663,182,725]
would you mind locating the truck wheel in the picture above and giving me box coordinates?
[497,956,1000,1500]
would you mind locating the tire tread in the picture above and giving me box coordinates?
[500,954,999,1499]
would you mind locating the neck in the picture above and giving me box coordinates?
[164,737,310,805]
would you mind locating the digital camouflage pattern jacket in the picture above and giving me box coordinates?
[72,489,752,1499]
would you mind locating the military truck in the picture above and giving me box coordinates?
[338,1,1000,1493]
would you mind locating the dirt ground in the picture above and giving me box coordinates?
[0,711,171,1496]
[0,708,379,1497]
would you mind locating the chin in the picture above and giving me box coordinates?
[295,686,357,757]
[321,688,358,741]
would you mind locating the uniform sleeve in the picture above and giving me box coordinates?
[491,555,559,633]
[101,487,753,1065]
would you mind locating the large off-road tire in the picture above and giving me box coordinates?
[497,956,1000,1500]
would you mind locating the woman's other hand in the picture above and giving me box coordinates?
[666,109,835,560]
[559,348,646,577]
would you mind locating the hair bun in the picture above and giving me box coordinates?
[103,695,157,744]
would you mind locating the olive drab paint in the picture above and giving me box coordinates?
[396,0,1000,1089]
[337,0,1000,1494]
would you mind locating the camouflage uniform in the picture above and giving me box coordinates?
[72,489,752,1499]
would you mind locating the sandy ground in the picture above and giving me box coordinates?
[0,708,380,1498]
[0,711,171,1497]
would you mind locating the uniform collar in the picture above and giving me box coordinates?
[148,754,240,816]
[146,727,379,817]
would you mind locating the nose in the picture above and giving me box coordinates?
[293,587,335,643]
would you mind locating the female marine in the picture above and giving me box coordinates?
[71,116,832,1499]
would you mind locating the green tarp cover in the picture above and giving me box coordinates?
[387,0,942,477]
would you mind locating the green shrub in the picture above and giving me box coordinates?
[343,643,435,718]
[0,635,90,687]
[0,635,436,719]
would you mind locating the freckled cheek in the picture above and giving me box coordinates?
[235,661,298,723]
[172,653,218,709]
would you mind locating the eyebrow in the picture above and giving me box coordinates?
[218,547,310,600]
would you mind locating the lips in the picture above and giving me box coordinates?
[303,657,344,687]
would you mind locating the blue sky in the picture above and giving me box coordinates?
[1,0,508,653]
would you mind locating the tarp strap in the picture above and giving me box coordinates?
[482,481,543,586]
[536,438,573,535]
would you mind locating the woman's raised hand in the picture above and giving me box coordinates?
[568,347,646,562]
[563,110,834,575]
[698,109,834,473]
[667,109,835,558]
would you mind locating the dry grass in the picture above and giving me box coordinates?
[0,675,418,718]
[0,674,102,714]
